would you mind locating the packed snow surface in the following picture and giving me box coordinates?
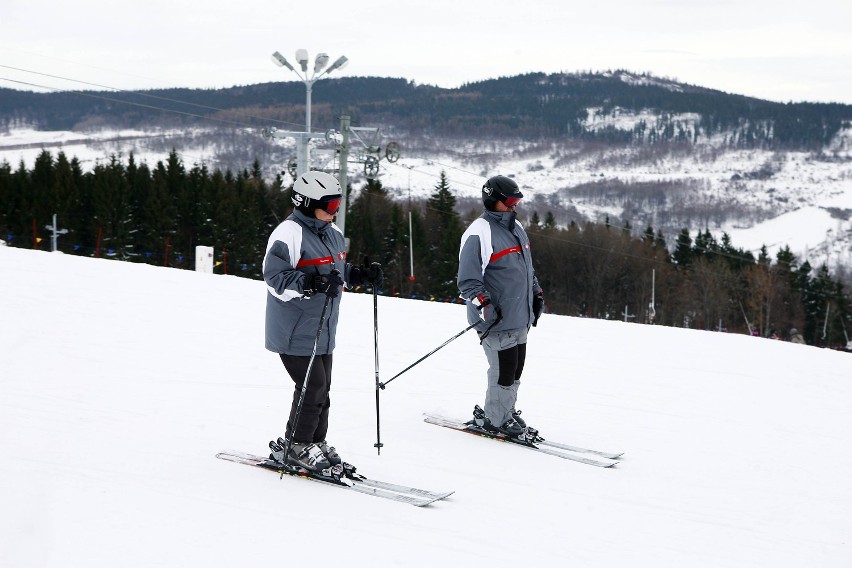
[1,246,851,567]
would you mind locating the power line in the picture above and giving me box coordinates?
[0,64,306,131]
[0,76,255,129]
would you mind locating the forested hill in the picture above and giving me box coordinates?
[2,71,850,150]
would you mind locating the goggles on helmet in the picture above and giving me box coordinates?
[500,195,523,207]
[318,195,342,215]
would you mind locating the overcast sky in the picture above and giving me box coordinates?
[2,0,851,104]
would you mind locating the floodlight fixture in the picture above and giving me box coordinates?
[296,49,309,73]
[271,51,295,72]
[327,55,349,74]
[268,48,350,181]
[314,53,329,74]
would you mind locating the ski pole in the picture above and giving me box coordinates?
[281,271,336,470]
[378,321,479,389]
[372,286,383,455]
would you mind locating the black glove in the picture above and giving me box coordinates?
[307,271,343,298]
[347,262,382,287]
[348,265,364,286]
[365,262,383,287]
[532,291,544,327]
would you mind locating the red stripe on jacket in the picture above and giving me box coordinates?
[490,245,523,262]
[296,255,334,268]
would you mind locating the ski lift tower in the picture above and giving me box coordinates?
[262,50,349,177]
[329,121,401,235]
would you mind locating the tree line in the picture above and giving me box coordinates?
[1,150,849,348]
[0,150,288,274]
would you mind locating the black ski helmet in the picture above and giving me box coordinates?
[482,175,523,211]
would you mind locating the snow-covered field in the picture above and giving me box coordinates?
[1,245,851,567]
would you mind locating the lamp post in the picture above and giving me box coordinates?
[405,165,415,282]
[270,50,348,177]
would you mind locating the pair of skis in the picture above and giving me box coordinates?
[219,414,623,506]
[216,450,453,507]
[422,413,622,468]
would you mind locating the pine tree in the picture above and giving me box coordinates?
[380,203,409,293]
[91,155,133,257]
[672,228,693,267]
[424,171,464,297]
[29,151,56,239]
[146,159,179,261]
[693,229,717,259]
[544,211,557,229]
[530,211,540,228]
[0,160,12,236]
[347,177,396,273]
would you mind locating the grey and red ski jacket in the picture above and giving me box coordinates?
[263,210,355,355]
[457,209,541,334]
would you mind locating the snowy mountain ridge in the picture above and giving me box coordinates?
[604,70,686,92]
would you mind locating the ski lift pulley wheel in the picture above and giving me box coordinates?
[385,141,401,163]
[364,156,380,179]
[325,129,343,144]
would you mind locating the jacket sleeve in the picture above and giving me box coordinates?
[457,222,490,302]
[263,221,308,299]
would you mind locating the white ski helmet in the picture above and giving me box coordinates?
[292,171,343,215]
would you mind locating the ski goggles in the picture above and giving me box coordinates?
[318,195,342,215]
[500,195,523,208]
[487,184,524,209]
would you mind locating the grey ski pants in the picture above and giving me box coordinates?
[480,327,528,427]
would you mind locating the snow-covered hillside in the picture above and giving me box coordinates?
[2,121,851,270]
[1,246,851,567]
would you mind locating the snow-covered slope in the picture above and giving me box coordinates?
[1,246,850,567]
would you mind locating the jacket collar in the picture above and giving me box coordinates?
[483,209,517,231]
[293,209,331,235]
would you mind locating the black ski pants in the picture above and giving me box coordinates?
[280,353,333,444]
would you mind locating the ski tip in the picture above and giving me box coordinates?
[414,493,455,507]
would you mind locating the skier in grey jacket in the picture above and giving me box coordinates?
[458,175,544,437]
[263,171,383,472]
